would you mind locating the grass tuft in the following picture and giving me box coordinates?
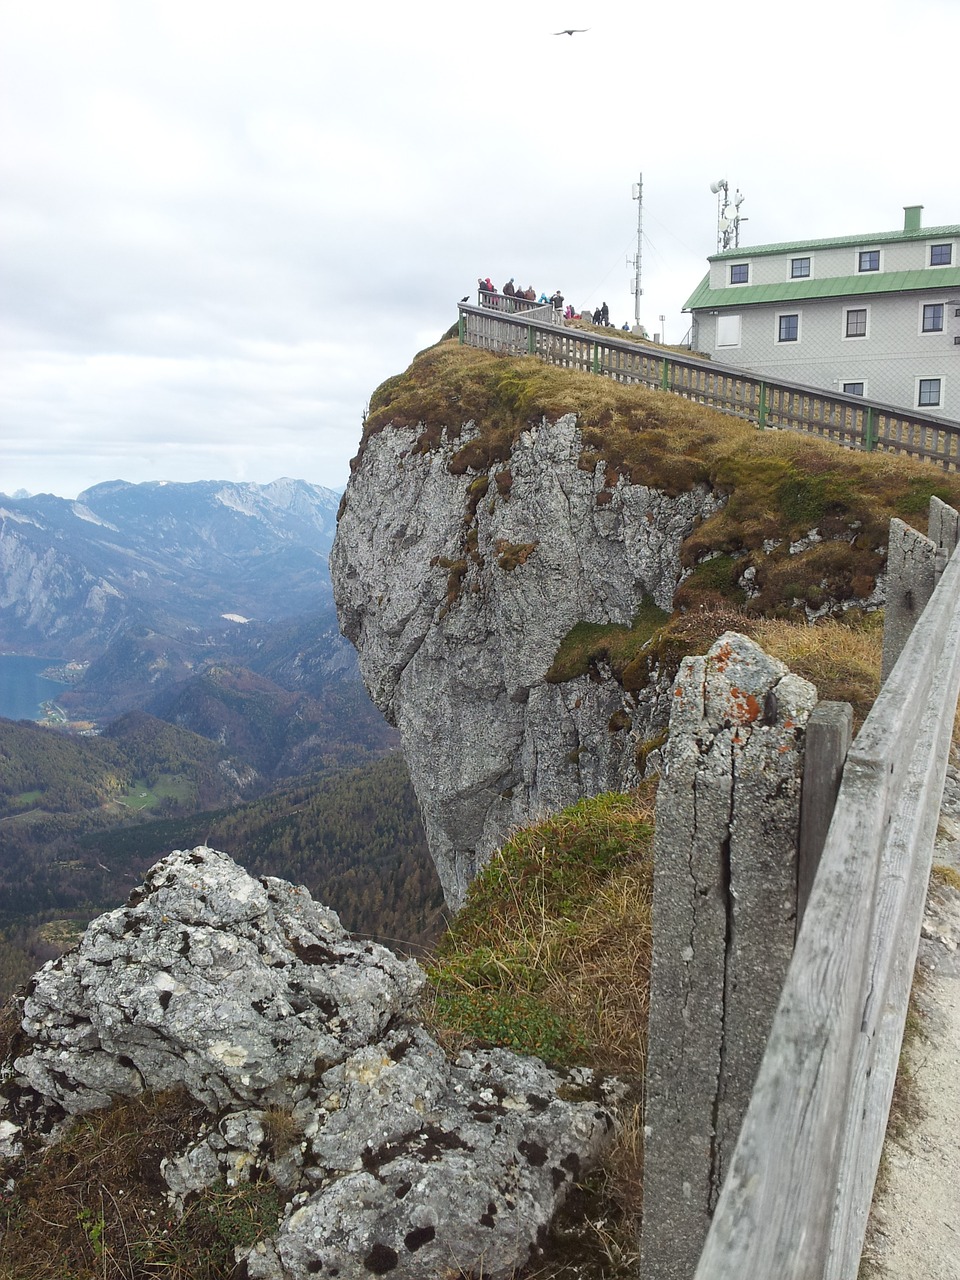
[0,1087,291,1280]
[546,599,670,687]
[427,787,655,1076]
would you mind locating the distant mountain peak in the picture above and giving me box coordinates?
[1,478,340,660]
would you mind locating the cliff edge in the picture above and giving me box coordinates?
[333,411,719,907]
[332,340,960,907]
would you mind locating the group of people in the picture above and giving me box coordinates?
[478,278,565,313]
[475,278,631,332]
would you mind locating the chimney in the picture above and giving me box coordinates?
[903,205,923,232]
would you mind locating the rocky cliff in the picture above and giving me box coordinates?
[332,413,722,907]
[332,340,960,909]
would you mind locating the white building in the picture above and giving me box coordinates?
[684,206,960,420]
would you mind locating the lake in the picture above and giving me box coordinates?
[0,654,69,722]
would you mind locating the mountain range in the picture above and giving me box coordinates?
[1,476,396,776]
[0,477,341,659]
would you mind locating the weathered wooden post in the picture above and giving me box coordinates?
[640,632,817,1280]
[797,701,853,929]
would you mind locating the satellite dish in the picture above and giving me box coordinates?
[719,218,731,231]
[721,206,735,222]
[710,179,726,194]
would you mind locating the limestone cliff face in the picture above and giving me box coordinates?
[331,415,723,908]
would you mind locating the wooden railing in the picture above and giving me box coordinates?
[691,504,960,1279]
[458,301,960,470]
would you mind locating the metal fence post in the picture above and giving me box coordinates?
[864,406,876,451]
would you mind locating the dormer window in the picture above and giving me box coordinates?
[930,243,953,266]
[729,263,749,284]
[858,249,880,272]
[790,257,811,278]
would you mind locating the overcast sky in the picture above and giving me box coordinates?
[2,0,956,499]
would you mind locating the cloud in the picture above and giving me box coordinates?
[1,0,957,496]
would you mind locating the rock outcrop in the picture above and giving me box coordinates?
[332,416,723,907]
[1,847,619,1280]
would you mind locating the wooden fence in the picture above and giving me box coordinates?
[458,300,960,470]
[689,499,960,1279]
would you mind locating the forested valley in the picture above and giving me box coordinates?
[0,715,444,1001]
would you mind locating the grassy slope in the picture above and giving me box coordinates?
[362,339,960,622]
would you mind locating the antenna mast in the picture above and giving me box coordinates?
[630,176,643,328]
[709,178,747,251]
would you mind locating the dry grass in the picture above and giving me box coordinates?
[0,1086,288,1280]
[1,1090,201,1280]
[752,612,883,729]
[363,340,960,522]
[931,863,960,892]
[546,602,883,738]
[427,787,655,1071]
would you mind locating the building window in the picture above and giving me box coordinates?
[930,243,953,266]
[845,308,868,337]
[791,257,811,278]
[778,313,799,343]
[843,382,865,396]
[716,314,742,347]
[922,303,944,333]
[730,263,749,284]
[858,249,880,272]
[918,378,942,407]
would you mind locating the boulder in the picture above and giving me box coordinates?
[2,847,620,1280]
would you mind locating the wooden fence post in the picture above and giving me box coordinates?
[797,702,853,931]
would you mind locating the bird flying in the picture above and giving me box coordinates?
[553,28,589,35]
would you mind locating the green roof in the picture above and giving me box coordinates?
[707,223,960,262]
[683,266,960,312]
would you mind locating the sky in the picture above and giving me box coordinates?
[2,0,957,500]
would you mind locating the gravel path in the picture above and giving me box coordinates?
[863,771,960,1279]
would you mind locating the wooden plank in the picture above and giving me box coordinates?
[826,637,960,1278]
[693,542,960,1279]
[692,766,885,1278]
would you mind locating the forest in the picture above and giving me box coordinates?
[0,717,443,1001]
